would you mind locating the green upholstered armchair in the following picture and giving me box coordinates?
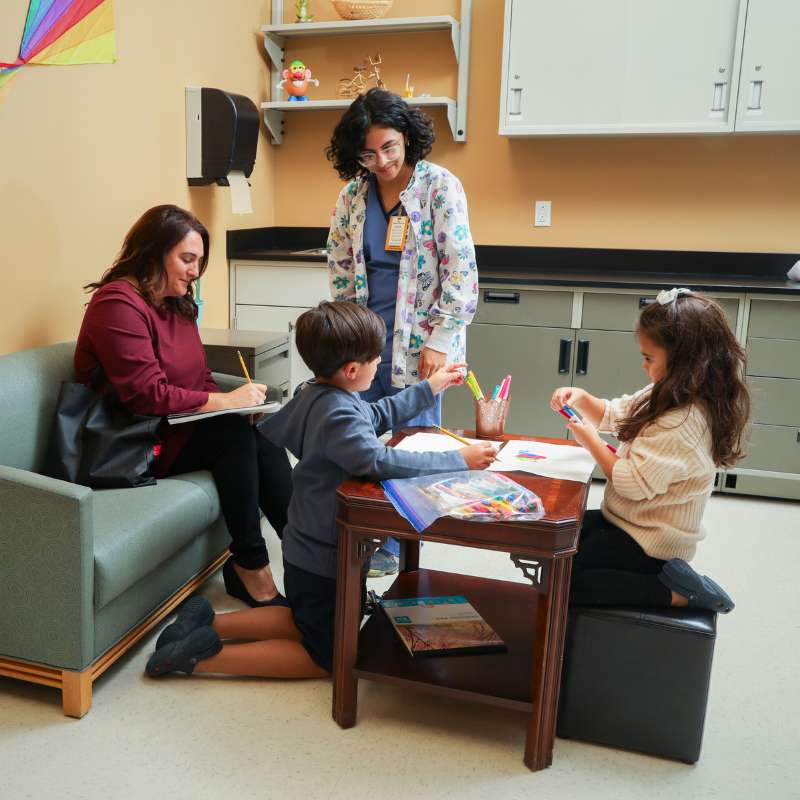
[0,342,247,716]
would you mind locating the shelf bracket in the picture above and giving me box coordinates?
[357,536,385,567]
[445,101,460,142]
[262,32,285,71]
[450,20,461,64]
[263,108,285,144]
[510,554,549,593]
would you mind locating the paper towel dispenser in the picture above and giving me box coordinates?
[185,87,259,186]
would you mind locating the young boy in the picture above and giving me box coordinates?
[145,301,496,679]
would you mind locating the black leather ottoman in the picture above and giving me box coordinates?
[557,606,717,763]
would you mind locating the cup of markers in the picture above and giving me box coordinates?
[464,370,512,439]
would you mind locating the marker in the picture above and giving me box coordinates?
[557,408,572,420]
[606,443,618,454]
[492,384,500,400]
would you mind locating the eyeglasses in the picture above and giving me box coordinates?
[357,140,403,168]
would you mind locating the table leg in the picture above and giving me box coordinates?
[398,538,420,572]
[332,524,368,728]
[524,556,573,771]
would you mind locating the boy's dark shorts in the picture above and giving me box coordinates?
[284,560,337,673]
[284,560,369,674]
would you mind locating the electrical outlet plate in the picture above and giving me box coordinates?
[534,200,552,227]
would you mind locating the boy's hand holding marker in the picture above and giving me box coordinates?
[426,362,467,394]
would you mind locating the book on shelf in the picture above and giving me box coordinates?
[380,595,506,657]
[167,401,280,425]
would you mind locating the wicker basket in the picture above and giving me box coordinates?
[331,0,394,20]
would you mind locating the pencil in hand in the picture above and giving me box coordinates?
[237,350,253,383]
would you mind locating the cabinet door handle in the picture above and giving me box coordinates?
[509,88,522,115]
[711,81,727,112]
[576,339,590,376]
[558,338,572,374]
[638,296,655,309]
[484,290,520,304]
[748,80,763,111]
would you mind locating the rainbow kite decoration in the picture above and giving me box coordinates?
[0,0,116,88]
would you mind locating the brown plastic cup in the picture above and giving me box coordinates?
[474,396,510,439]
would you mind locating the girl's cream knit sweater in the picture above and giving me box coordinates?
[599,386,715,562]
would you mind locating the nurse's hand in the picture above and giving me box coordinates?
[418,347,447,380]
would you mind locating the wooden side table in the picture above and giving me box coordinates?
[332,432,590,772]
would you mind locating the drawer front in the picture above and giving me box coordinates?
[748,299,800,340]
[749,376,800,427]
[582,293,738,332]
[254,348,290,388]
[740,423,800,473]
[721,471,800,502]
[235,264,329,307]
[747,338,800,380]
[475,288,572,327]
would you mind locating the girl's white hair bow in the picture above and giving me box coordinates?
[656,287,692,305]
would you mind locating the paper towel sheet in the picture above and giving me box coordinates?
[228,170,252,214]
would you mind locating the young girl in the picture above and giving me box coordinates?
[550,288,750,612]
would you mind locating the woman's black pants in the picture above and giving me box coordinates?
[168,415,292,569]
[570,509,672,607]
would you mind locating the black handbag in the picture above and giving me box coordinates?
[43,369,161,489]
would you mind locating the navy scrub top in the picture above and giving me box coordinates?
[364,175,404,364]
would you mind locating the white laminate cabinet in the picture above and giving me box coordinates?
[231,261,330,393]
[500,0,746,136]
[734,0,800,132]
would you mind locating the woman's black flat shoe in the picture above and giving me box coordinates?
[156,596,215,650]
[222,559,289,608]
[146,626,222,677]
[658,559,735,614]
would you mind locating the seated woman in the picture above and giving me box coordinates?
[74,204,292,606]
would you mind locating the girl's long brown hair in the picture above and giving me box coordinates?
[617,293,750,467]
[84,205,209,319]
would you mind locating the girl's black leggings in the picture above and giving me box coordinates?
[570,509,672,607]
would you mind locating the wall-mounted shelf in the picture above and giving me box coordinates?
[260,2,471,145]
[260,96,457,144]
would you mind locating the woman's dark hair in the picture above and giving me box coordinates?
[326,88,435,180]
[84,204,209,319]
[295,300,385,378]
[617,293,751,467]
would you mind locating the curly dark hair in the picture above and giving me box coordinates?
[616,293,751,468]
[84,205,209,320]
[326,88,435,180]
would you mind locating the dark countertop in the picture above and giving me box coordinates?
[227,227,800,295]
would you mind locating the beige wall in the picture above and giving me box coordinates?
[1,0,799,356]
[273,0,800,252]
[0,0,275,355]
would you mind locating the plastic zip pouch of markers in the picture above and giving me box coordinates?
[382,470,545,533]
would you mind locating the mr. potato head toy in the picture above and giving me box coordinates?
[277,59,320,101]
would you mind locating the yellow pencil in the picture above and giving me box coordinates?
[434,424,472,446]
[237,350,253,383]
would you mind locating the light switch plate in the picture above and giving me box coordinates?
[535,200,552,227]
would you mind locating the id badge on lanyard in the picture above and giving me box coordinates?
[384,213,409,252]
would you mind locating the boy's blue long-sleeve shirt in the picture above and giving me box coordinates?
[260,381,466,579]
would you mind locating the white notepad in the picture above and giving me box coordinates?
[393,432,501,453]
[487,439,596,483]
[167,401,281,425]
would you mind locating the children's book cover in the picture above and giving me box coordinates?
[380,596,507,657]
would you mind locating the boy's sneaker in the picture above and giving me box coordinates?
[156,596,215,650]
[658,559,735,614]
[368,547,399,578]
[146,626,222,677]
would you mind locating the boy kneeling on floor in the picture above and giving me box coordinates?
[146,300,496,678]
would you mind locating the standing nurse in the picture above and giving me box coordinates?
[325,88,479,575]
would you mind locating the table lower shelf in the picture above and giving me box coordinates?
[355,568,539,712]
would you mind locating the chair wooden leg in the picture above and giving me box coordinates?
[62,670,92,718]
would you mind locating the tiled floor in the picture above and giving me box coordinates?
[1,485,798,800]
